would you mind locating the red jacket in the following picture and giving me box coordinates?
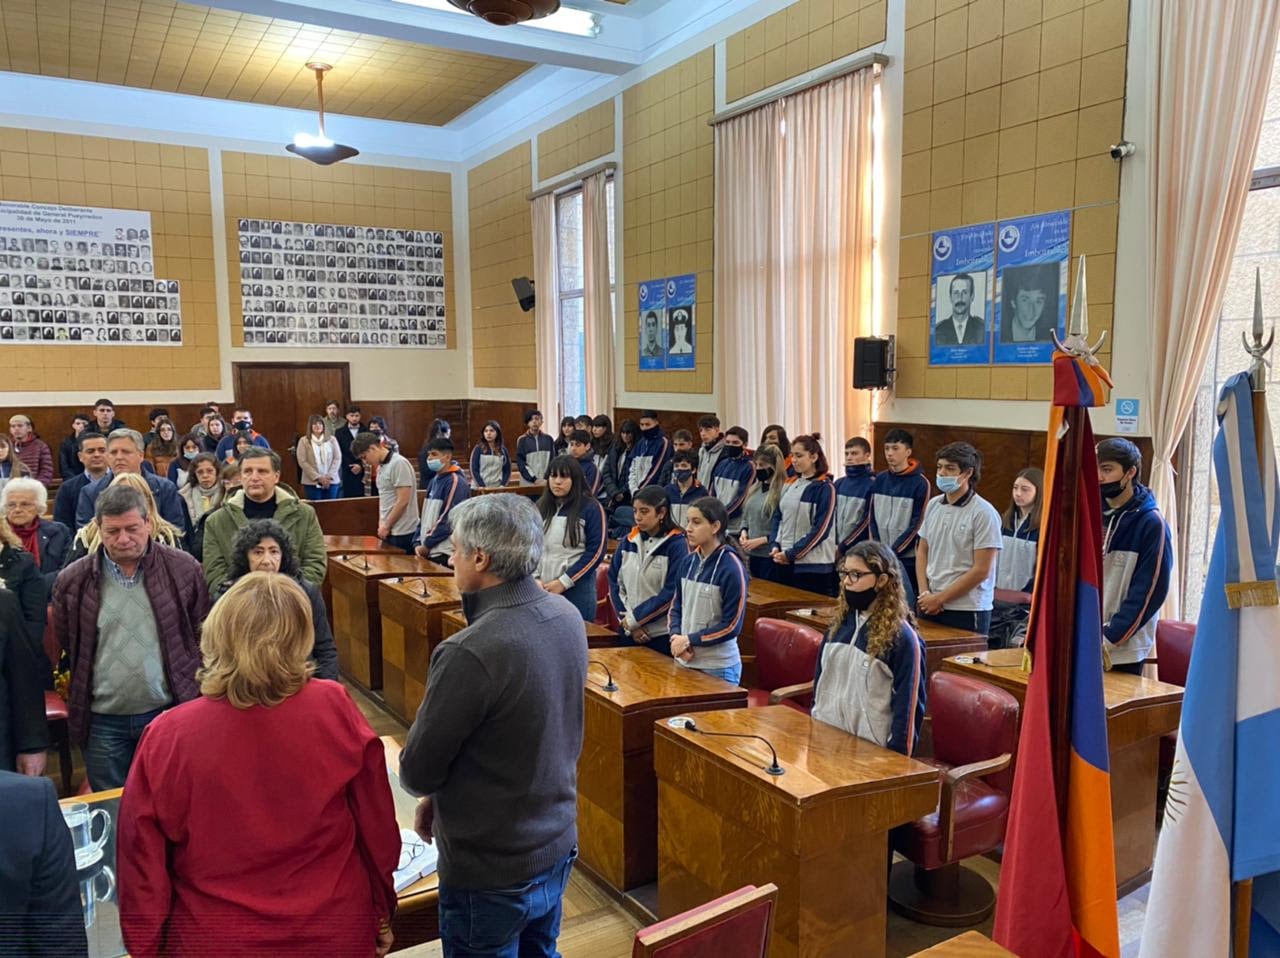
[52,543,209,745]
[13,436,53,487]
[117,680,400,958]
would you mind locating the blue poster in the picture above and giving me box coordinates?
[993,210,1071,365]
[638,279,666,370]
[664,273,696,371]
[930,223,994,366]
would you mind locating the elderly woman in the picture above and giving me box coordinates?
[213,520,338,680]
[1,476,70,590]
[0,586,47,775]
[117,572,400,958]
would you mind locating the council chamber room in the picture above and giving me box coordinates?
[0,0,1276,956]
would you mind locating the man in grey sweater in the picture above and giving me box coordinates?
[400,494,587,958]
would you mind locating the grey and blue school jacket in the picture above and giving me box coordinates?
[579,457,602,498]
[769,474,837,574]
[696,438,724,488]
[625,426,671,494]
[811,613,927,756]
[709,455,755,534]
[868,460,931,560]
[469,443,511,488]
[668,545,747,673]
[537,497,608,591]
[995,512,1039,593]
[419,465,471,556]
[1101,483,1172,665]
[834,464,875,553]
[516,432,555,485]
[608,527,687,636]
[664,479,706,528]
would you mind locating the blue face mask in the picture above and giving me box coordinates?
[427,459,445,473]
[674,469,693,482]
[936,474,961,494]
[184,450,198,461]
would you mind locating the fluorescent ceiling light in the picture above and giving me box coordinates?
[391,0,602,38]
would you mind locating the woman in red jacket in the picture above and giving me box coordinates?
[117,572,401,958]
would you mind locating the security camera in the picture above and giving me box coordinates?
[1109,141,1136,160]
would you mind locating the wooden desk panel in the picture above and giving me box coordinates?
[578,647,747,893]
[328,554,451,692]
[741,580,827,687]
[655,706,938,958]
[440,608,617,648]
[379,577,463,724]
[471,482,545,499]
[911,931,1015,956]
[941,650,1182,895]
[323,536,404,621]
[784,606,988,675]
[312,492,427,537]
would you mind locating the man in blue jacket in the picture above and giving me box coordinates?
[835,436,875,556]
[626,411,672,496]
[214,408,270,464]
[1096,439,1172,674]
[869,428,930,595]
[708,427,754,535]
[75,429,191,539]
[416,438,471,563]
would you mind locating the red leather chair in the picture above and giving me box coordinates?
[42,607,73,796]
[632,884,777,957]
[595,564,620,632]
[745,618,822,712]
[889,672,1020,926]
[1155,619,1195,819]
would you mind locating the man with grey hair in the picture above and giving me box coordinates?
[53,483,209,788]
[74,428,190,538]
[400,494,587,958]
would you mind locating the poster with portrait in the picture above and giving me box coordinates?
[929,222,994,366]
[638,278,666,370]
[993,210,1070,365]
[236,218,446,348]
[0,201,183,346]
[663,273,696,371]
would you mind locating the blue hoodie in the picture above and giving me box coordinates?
[515,431,555,484]
[869,459,930,559]
[624,425,671,494]
[664,476,705,528]
[1101,482,1172,665]
[578,456,601,498]
[608,526,687,638]
[709,453,755,532]
[769,474,837,574]
[418,463,471,554]
[669,544,748,673]
[834,463,875,553]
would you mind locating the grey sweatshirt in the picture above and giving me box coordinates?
[399,576,587,889]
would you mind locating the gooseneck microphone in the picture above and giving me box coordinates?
[417,577,429,595]
[587,660,619,692]
[682,719,784,776]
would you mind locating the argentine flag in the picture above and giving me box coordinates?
[1140,372,1280,956]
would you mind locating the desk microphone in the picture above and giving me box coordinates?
[360,553,370,569]
[587,660,619,692]
[417,577,429,595]
[681,719,784,776]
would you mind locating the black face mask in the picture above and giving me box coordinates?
[673,469,693,483]
[755,467,773,483]
[1100,479,1126,501]
[844,587,877,612]
[721,445,743,459]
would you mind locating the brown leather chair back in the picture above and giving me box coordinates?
[1155,619,1195,687]
[753,618,823,708]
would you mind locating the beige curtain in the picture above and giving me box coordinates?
[716,69,877,447]
[531,192,560,420]
[1146,0,1279,616]
[582,171,614,415]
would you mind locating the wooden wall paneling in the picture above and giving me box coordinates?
[612,407,717,443]
[467,400,530,460]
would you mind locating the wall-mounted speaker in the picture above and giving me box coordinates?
[512,276,535,312]
[853,336,895,389]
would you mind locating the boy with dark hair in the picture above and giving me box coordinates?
[664,450,703,526]
[417,437,470,562]
[143,408,169,448]
[835,436,875,555]
[696,414,724,488]
[660,428,694,486]
[352,430,419,553]
[1096,438,1171,673]
[916,441,1002,637]
[86,398,126,436]
[567,429,600,497]
[708,426,754,535]
[335,404,365,498]
[516,409,555,485]
[626,410,671,495]
[869,427,931,594]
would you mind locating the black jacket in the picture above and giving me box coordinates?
[599,442,632,505]
[0,546,47,661]
[56,435,83,481]
[214,576,339,680]
[334,423,365,497]
[31,520,70,591]
[0,770,88,957]
[0,590,47,770]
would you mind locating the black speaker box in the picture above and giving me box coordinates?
[511,277,535,312]
[853,336,895,389]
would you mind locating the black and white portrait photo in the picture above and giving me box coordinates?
[999,262,1060,344]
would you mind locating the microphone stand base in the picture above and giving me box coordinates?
[765,765,785,776]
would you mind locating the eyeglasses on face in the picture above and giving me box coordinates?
[839,569,876,583]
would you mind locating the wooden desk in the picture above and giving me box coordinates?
[471,482,545,499]
[655,705,939,958]
[379,577,463,724]
[440,608,617,648]
[578,647,747,893]
[312,491,427,537]
[328,553,451,691]
[322,536,404,620]
[784,606,988,675]
[741,580,826,686]
[910,931,1015,956]
[942,649,1183,895]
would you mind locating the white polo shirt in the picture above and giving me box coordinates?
[918,488,1002,611]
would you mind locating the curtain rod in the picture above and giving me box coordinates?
[527,161,617,201]
[709,52,889,127]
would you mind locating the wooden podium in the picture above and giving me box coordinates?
[942,649,1183,895]
[440,608,618,648]
[328,553,450,691]
[322,535,404,620]
[577,647,747,893]
[655,705,939,958]
[741,580,828,686]
[379,577,463,724]
[784,606,988,674]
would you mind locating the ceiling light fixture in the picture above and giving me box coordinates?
[391,0,600,37]
[286,62,359,166]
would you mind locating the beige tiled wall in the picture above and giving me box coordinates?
[894,0,1127,401]
[622,49,715,395]
[221,152,454,349]
[725,0,887,103]
[537,100,615,181]
[0,127,218,390]
[469,142,535,390]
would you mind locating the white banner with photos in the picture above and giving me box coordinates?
[236,217,446,348]
[0,201,183,346]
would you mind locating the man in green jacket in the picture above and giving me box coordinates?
[201,447,327,589]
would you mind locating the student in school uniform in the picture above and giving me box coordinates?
[552,417,576,457]
[669,497,748,685]
[469,420,511,489]
[536,455,607,621]
[567,429,601,497]
[609,485,686,658]
[916,441,1003,637]
[835,436,875,556]
[770,434,837,596]
[696,415,725,488]
[739,444,786,582]
[811,540,927,756]
[664,450,704,527]
[590,415,615,483]
[707,426,754,536]
[989,467,1043,648]
[658,429,694,486]
[516,409,555,486]
[626,411,672,499]
[601,420,637,530]
[760,424,793,476]
[416,438,471,564]
[868,427,931,596]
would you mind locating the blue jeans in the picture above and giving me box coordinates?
[383,532,417,555]
[562,575,597,622]
[304,483,341,500]
[697,664,742,685]
[438,847,577,958]
[83,708,165,790]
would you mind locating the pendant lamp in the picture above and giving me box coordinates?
[286,63,359,166]
[446,0,560,27]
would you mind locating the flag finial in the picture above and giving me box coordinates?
[1244,267,1274,392]
[1053,255,1107,362]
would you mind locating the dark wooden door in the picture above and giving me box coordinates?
[233,363,350,492]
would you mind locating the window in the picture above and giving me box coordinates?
[554,178,615,417]
[1181,43,1280,619]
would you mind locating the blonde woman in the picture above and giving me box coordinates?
[117,572,400,958]
[809,540,927,756]
[296,414,341,501]
[68,472,183,564]
[738,443,786,581]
